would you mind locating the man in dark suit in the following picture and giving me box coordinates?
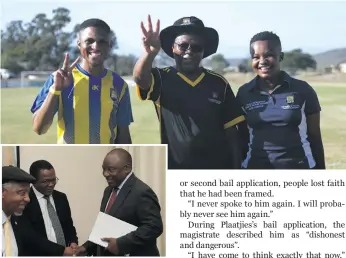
[2,166,75,256]
[21,160,78,256]
[2,165,36,256]
[78,148,163,256]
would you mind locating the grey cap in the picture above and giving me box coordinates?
[2,166,36,184]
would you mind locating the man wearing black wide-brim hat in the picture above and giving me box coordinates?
[134,15,245,169]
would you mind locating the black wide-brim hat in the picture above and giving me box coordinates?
[160,16,219,59]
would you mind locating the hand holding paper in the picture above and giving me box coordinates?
[101,237,119,255]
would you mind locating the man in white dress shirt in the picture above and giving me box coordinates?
[2,166,36,256]
[21,160,78,256]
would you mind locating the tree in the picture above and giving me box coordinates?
[238,58,251,73]
[153,50,174,68]
[210,54,229,74]
[1,21,28,73]
[281,49,316,74]
[114,55,137,76]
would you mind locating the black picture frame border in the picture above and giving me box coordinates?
[16,146,20,167]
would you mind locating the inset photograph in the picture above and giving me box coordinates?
[2,145,166,256]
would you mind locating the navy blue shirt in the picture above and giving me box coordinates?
[236,71,321,169]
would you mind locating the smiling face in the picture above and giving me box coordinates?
[250,40,283,80]
[172,34,204,73]
[102,152,131,188]
[2,182,31,216]
[33,169,57,196]
[78,26,113,68]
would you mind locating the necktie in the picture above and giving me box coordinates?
[105,188,118,214]
[4,218,12,256]
[44,196,66,246]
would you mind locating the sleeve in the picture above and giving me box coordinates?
[116,188,163,254]
[63,194,78,244]
[82,241,97,256]
[136,68,161,102]
[82,188,111,255]
[222,84,246,129]
[117,81,134,126]
[18,216,65,256]
[304,83,321,115]
[30,74,58,114]
[235,87,250,160]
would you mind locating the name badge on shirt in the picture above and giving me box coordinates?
[282,95,300,109]
[208,91,222,104]
[286,95,294,104]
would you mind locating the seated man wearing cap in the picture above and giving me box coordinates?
[2,166,35,256]
[134,15,245,169]
[2,166,76,256]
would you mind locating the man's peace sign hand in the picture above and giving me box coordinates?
[52,53,80,91]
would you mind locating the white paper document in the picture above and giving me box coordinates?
[88,212,138,247]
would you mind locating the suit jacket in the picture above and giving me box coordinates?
[83,173,163,256]
[20,188,78,256]
[11,215,66,256]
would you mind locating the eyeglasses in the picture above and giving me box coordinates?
[39,178,59,185]
[174,42,204,53]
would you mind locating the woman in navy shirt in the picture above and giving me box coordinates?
[236,31,325,169]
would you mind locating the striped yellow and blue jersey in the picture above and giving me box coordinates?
[30,64,133,144]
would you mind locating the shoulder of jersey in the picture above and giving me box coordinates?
[159,66,172,73]
[204,69,229,85]
[110,70,126,83]
[288,76,310,89]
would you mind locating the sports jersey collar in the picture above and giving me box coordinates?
[76,64,108,78]
[172,66,206,87]
[247,71,292,92]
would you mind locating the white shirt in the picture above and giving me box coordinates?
[32,186,58,243]
[106,172,133,208]
[2,211,18,257]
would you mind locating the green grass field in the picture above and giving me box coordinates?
[1,77,346,169]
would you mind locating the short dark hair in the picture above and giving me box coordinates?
[250,31,282,54]
[107,148,132,166]
[29,160,54,180]
[79,18,111,34]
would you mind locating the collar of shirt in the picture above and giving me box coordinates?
[32,186,51,200]
[247,71,292,92]
[116,172,133,192]
[2,211,10,225]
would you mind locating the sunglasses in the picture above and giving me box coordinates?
[174,42,204,53]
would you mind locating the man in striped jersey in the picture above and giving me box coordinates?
[31,19,133,144]
[134,15,245,169]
